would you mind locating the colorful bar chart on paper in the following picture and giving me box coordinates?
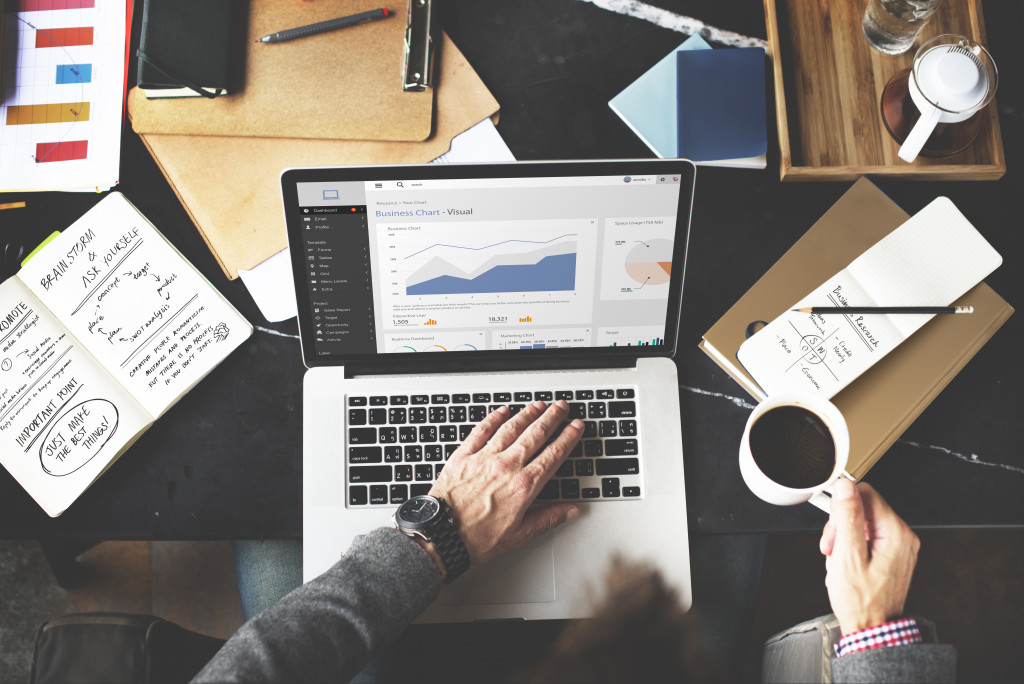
[0,0,128,191]
[6,102,91,125]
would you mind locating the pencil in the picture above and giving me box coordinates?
[793,306,973,315]
[257,8,391,44]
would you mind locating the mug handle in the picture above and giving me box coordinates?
[808,471,856,513]
[898,104,942,162]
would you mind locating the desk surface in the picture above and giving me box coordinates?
[1,0,1021,539]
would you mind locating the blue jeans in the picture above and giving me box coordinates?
[231,540,302,622]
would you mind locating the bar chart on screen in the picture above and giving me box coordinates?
[0,0,128,192]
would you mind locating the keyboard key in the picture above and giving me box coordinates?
[429,407,447,423]
[444,444,459,458]
[596,458,640,476]
[390,484,408,504]
[389,395,409,405]
[409,407,427,423]
[623,487,641,497]
[472,393,491,403]
[609,401,637,418]
[415,464,433,481]
[619,420,638,436]
[556,460,574,478]
[411,395,430,405]
[395,465,413,481]
[452,394,471,404]
[556,391,573,400]
[569,403,586,419]
[584,440,604,457]
[537,480,560,500]
[448,406,467,422]
[514,391,533,401]
[370,395,388,406]
[431,394,450,404]
[384,446,403,463]
[597,389,615,399]
[616,389,635,399]
[348,409,367,425]
[419,426,437,442]
[368,409,387,425]
[509,404,526,415]
[569,442,584,458]
[587,402,606,419]
[469,406,487,422]
[411,484,432,497]
[599,420,617,437]
[404,445,422,462]
[602,478,621,498]
[370,485,388,504]
[348,428,376,444]
[582,488,600,499]
[434,464,445,478]
[575,390,594,400]
[348,396,368,406]
[378,427,398,443]
[459,424,474,440]
[439,425,458,442]
[388,408,407,424]
[349,485,367,505]
[399,427,418,443]
[488,405,503,413]
[575,460,594,477]
[349,466,392,483]
[604,439,639,456]
[425,445,443,461]
[583,421,598,439]
[561,479,580,499]
[494,392,512,403]
[349,446,382,464]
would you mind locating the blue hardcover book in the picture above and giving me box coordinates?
[676,47,767,162]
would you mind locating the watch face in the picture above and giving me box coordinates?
[400,496,440,524]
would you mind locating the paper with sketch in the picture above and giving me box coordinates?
[0,192,250,516]
[736,197,1002,398]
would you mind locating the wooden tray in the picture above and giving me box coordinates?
[764,0,1005,181]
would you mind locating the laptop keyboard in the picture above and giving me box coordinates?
[346,388,642,507]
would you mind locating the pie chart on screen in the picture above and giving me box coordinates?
[625,239,673,286]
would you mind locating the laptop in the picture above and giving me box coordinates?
[281,159,695,621]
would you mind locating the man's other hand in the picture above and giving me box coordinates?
[430,401,583,566]
[819,479,920,635]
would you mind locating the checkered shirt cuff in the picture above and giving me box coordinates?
[835,618,922,657]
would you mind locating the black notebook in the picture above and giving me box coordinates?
[137,0,242,99]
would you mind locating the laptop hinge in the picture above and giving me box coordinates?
[341,354,641,379]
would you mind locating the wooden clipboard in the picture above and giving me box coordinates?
[128,0,434,141]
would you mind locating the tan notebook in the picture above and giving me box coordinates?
[700,178,1013,480]
[129,33,500,280]
[128,0,433,141]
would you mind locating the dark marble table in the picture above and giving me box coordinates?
[1,1,1021,539]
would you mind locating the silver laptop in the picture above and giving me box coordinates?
[282,160,695,621]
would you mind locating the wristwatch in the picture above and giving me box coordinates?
[394,495,471,583]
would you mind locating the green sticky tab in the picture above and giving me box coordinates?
[21,231,61,267]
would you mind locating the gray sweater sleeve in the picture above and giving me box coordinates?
[193,527,441,683]
[831,643,957,683]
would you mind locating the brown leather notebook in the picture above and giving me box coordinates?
[128,0,433,140]
[129,33,500,280]
[700,178,1013,479]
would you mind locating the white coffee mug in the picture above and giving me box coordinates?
[739,392,851,512]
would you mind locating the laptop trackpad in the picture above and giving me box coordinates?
[440,533,555,605]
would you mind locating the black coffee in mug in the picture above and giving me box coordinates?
[748,405,836,489]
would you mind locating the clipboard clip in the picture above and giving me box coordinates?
[403,0,434,91]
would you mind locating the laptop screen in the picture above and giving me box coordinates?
[281,160,695,369]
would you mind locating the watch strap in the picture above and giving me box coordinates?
[431,509,470,584]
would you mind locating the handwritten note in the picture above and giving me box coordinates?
[0,192,251,516]
[737,197,1002,398]
[19,193,250,417]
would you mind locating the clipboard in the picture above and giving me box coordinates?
[128,0,435,141]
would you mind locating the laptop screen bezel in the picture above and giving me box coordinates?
[281,159,696,374]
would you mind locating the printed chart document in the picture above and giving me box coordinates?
[736,197,1002,398]
[0,192,251,516]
